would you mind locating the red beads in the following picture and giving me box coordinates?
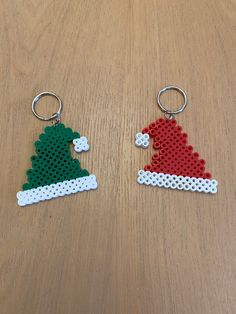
[142,118,212,179]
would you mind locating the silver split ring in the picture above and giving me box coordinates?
[32,91,63,122]
[157,86,187,118]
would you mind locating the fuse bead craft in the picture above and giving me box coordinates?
[17,123,97,206]
[136,118,217,194]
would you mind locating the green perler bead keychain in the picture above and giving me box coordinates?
[17,92,98,206]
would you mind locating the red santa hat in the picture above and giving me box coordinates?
[136,118,217,194]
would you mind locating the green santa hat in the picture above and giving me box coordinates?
[17,123,97,206]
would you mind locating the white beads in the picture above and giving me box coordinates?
[135,133,149,148]
[17,175,98,206]
[137,170,218,194]
[73,137,89,152]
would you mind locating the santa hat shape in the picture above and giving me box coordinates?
[135,118,217,194]
[17,123,97,206]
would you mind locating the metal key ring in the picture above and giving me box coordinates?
[32,91,63,122]
[157,86,187,118]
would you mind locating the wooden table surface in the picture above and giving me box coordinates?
[0,1,235,313]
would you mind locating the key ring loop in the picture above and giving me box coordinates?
[157,85,187,118]
[32,91,63,123]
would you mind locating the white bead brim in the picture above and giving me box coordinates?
[137,170,218,194]
[17,175,98,206]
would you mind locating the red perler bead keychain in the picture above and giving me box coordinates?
[135,86,218,194]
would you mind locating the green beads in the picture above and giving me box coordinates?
[22,123,89,190]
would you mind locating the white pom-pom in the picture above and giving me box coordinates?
[73,137,90,152]
[135,132,149,148]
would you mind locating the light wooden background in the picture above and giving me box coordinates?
[0,1,235,313]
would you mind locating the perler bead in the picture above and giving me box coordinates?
[73,136,90,152]
[17,123,97,206]
[136,117,217,193]
[17,175,98,206]
[135,132,150,148]
[137,170,217,194]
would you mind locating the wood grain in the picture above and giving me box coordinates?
[0,1,235,313]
